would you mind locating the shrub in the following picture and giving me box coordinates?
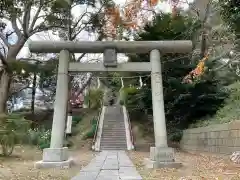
[72,116,82,127]
[27,128,51,150]
[191,81,240,128]
[119,100,124,106]
[84,89,103,109]
[84,117,98,139]
[0,113,31,156]
[168,129,183,142]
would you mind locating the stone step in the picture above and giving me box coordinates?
[101,135,126,137]
[98,105,129,150]
[102,125,125,127]
[103,126,125,128]
[102,133,126,136]
[102,130,125,132]
[100,144,127,149]
[101,136,126,139]
[102,130,126,133]
[101,143,127,146]
[101,134,126,137]
[100,145,127,148]
[103,124,124,126]
[101,143,127,145]
[101,138,126,141]
[101,139,126,142]
[101,141,126,144]
[102,129,126,132]
[101,139,127,144]
[100,147,127,150]
[103,122,125,124]
[102,126,125,129]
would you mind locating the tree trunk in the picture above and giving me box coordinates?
[0,71,10,113]
[31,72,37,115]
[0,36,27,114]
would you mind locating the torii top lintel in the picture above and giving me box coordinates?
[29,40,192,54]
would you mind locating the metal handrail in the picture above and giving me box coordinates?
[92,101,103,150]
[125,107,135,150]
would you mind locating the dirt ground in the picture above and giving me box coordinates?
[128,150,240,180]
[1,145,240,180]
[0,145,95,180]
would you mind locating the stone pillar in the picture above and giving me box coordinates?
[150,50,168,148]
[35,50,73,168]
[144,49,181,169]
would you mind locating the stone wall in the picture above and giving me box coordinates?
[180,121,240,154]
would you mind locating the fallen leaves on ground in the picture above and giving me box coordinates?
[1,145,240,180]
[0,145,96,180]
[128,150,240,180]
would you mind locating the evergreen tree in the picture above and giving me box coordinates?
[126,13,228,131]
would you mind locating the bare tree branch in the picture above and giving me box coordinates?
[17,17,24,31]
[31,25,64,35]
[9,83,30,97]
[0,40,7,65]
[22,2,33,36]
[71,11,91,32]
[77,53,86,61]
[72,4,105,39]
[75,74,93,96]
[29,0,44,32]
[0,51,6,64]
[11,16,22,38]
[72,23,89,40]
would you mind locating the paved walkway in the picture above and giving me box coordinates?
[71,151,142,180]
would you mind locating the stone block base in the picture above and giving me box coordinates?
[144,158,182,169]
[35,147,74,169]
[35,158,74,169]
[43,147,68,162]
[144,146,182,169]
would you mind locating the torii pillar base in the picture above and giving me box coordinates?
[144,147,182,169]
[34,147,74,169]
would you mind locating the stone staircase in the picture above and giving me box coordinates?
[100,105,128,150]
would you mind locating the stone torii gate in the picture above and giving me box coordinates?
[29,40,192,169]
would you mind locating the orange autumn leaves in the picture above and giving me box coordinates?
[103,0,161,38]
[103,0,180,38]
[183,55,209,83]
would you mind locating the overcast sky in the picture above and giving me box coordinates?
[14,0,193,61]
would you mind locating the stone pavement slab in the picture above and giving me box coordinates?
[71,151,142,180]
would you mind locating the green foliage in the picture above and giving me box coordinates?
[219,0,240,31]
[168,129,183,142]
[84,117,98,139]
[38,59,58,97]
[126,13,228,132]
[121,87,144,110]
[27,128,51,150]
[84,89,103,109]
[219,0,240,49]
[191,81,240,128]
[119,100,124,106]
[0,113,31,156]
[72,116,82,126]
[107,72,122,91]
[0,0,68,33]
